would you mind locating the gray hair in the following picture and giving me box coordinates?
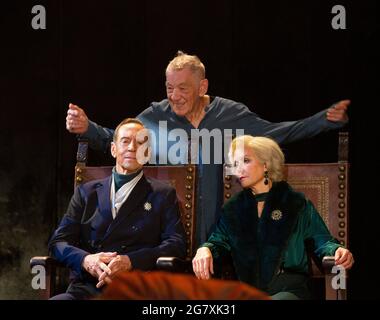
[166,50,206,80]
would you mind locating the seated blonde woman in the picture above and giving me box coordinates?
[192,135,354,300]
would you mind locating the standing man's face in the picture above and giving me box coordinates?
[111,123,145,174]
[165,67,208,118]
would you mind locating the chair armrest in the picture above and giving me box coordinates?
[322,256,335,274]
[322,256,347,300]
[30,256,59,268]
[30,256,63,299]
[156,257,192,273]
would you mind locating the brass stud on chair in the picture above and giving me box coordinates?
[187,167,194,173]
[339,183,345,190]
[339,166,346,172]
[338,174,346,180]
[185,203,192,209]
[338,211,345,218]
[225,175,231,181]
[186,185,192,190]
[186,175,193,180]
[76,167,82,174]
[76,176,83,183]
[186,214,191,219]
[339,221,345,228]
[340,240,345,246]
[224,183,231,189]
[339,192,345,199]
[186,231,190,236]
[339,231,345,238]
[186,222,191,228]
[225,193,231,199]
[185,194,192,200]
[339,202,345,209]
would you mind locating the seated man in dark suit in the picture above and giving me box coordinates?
[49,118,186,300]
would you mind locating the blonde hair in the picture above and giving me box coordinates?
[229,135,285,182]
[166,50,206,80]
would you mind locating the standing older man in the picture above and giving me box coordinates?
[65,51,349,246]
[49,118,185,300]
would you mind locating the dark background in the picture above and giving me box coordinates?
[0,0,378,299]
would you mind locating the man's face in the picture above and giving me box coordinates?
[111,123,145,174]
[165,67,207,118]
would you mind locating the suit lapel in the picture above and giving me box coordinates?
[95,176,113,227]
[102,175,152,241]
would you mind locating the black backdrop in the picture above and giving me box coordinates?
[0,0,378,299]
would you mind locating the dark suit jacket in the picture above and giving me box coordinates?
[48,174,186,284]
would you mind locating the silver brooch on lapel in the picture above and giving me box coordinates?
[144,202,152,212]
[271,209,282,221]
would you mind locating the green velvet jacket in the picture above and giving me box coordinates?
[202,181,340,297]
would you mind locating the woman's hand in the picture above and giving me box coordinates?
[192,247,214,280]
[334,247,354,270]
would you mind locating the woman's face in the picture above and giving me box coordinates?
[232,145,266,190]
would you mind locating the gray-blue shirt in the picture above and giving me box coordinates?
[83,96,345,246]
